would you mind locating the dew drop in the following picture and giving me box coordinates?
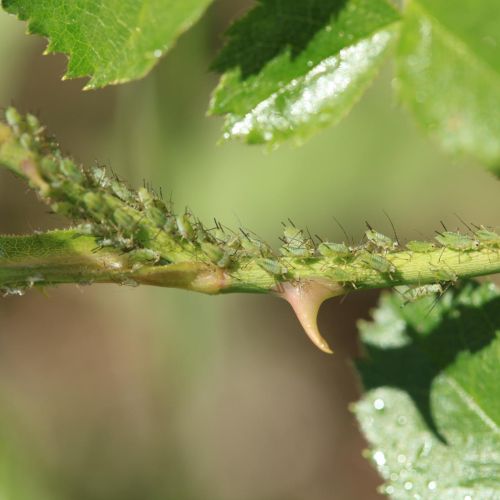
[397,415,407,425]
[373,450,386,466]
[397,454,407,464]
[153,49,162,58]
[404,481,413,491]
[373,398,385,410]
[427,480,437,490]
[325,25,332,32]
[385,485,395,495]
[306,60,314,68]
[464,496,472,500]
[223,132,230,140]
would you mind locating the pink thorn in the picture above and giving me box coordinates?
[277,280,345,354]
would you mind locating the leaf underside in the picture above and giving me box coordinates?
[1,0,212,89]
[209,0,401,145]
[397,0,500,172]
[355,281,500,498]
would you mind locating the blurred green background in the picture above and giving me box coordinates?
[0,2,499,499]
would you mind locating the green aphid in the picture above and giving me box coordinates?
[361,253,395,274]
[110,180,134,203]
[365,229,397,251]
[146,206,167,229]
[280,245,312,258]
[402,284,443,302]
[83,192,105,213]
[201,242,224,263]
[40,156,60,177]
[282,225,304,248]
[51,201,76,217]
[59,158,84,183]
[89,166,109,188]
[432,267,457,283]
[164,216,177,234]
[137,187,154,206]
[19,133,33,151]
[435,231,479,251]
[127,248,160,265]
[26,113,42,134]
[257,258,288,276]
[176,214,195,240]
[475,227,500,246]
[318,242,352,259]
[217,252,233,268]
[241,235,270,256]
[225,235,242,250]
[5,107,22,133]
[113,208,135,229]
[405,240,436,253]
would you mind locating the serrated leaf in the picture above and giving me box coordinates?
[1,0,212,89]
[209,0,400,145]
[354,282,500,498]
[397,0,500,173]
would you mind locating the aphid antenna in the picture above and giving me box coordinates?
[365,220,374,231]
[383,210,400,245]
[239,227,251,240]
[278,236,287,244]
[440,220,448,232]
[159,186,164,200]
[454,213,474,233]
[333,216,352,245]
[315,234,324,243]
[287,217,296,227]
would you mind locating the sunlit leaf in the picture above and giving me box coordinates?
[209,0,400,145]
[397,0,500,172]
[354,282,500,498]
[1,0,213,89]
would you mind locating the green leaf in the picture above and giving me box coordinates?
[354,282,500,498]
[1,0,212,89]
[209,0,400,145]
[397,0,500,172]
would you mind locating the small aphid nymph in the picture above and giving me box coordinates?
[361,253,396,275]
[257,258,288,276]
[405,240,436,253]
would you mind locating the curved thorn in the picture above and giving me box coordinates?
[277,280,346,354]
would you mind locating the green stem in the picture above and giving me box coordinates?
[1,230,499,296]
[0,109,499,299]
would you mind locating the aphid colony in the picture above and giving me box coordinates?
[5,109,500,281]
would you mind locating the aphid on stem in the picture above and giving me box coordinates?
[435,231,479,251]
[365,223,398,252]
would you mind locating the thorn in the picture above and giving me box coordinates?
[276,280,345,354]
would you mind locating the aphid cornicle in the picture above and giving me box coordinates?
[435,231,479,251]
[405,240,436,253]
